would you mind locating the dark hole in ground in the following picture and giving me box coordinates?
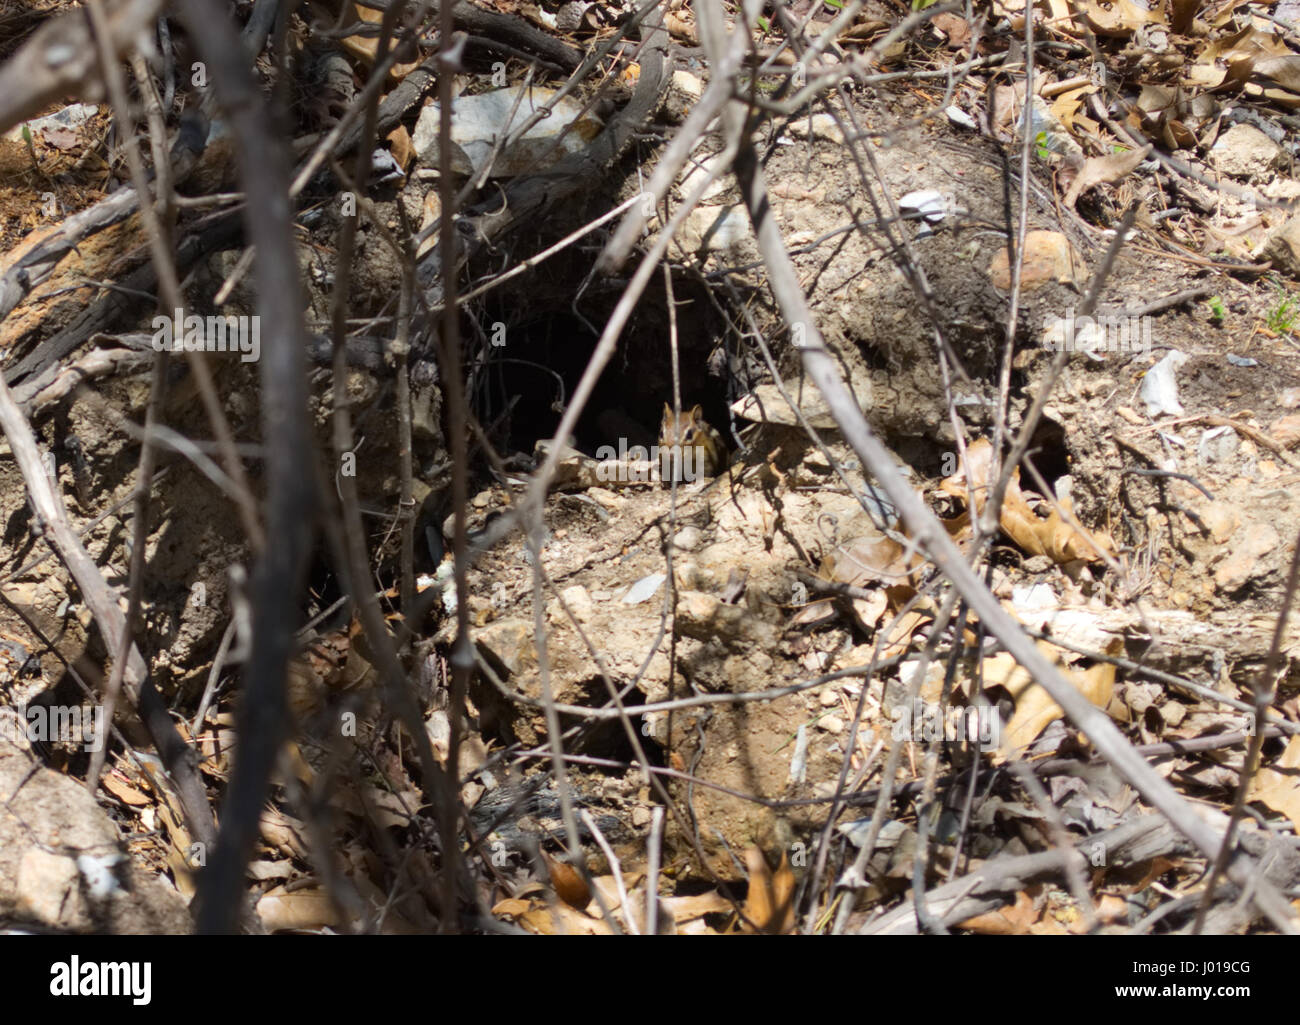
[558,678,658,767]
[303,548,350,632]
[1022,416,1070,492]
[474,274,732,458]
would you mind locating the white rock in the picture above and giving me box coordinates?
[1140,349,1189,418]
[413,86,601,178]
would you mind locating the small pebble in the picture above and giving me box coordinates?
[674,526,702,551]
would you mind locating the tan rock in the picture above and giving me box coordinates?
[1268,413,1300,449]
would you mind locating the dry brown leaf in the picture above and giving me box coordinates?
[797,532,923,630]
[156,800,197,899]
[1044,0,1072,22]
[738,847,796,934]
[1081,0,1159,35]
[822,533,922,590]
[942,508,972,543]
[255,874,422,933]
[248,859,295,883]
[661,890,734,922]
[589,871,646,914]
[1130,855,1179,893]
[492,897,533,918]
[100,769,151,806]
[1095,893,1131,925]
[1253,54,1300,92]
[1064,144,1152,208]
[1020,495,1114,564]
[664,10,697,43]
[338,2,420,79]
[41,125,80,151]
[941,438,1114,563]
[543,850,592,910]
[1186,55,1228,89]
[1049,87,1091,135]
[957,890,1036,934]
[518,902,614,935]
[1243,84,1300,109]
[386,124,415,172]
[259,806,310,862]
[1203,24,1293,64]
[849,590,889,633]
[789,597,837,629]
[880,609,932,659]
[1249,734,1300,831]
[931,11,971,48]
[983,641,1116,759]
[256,886,338,932]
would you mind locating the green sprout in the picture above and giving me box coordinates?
[1207,296,1225,323]
[1035,130,1050,160]
[20,122,43,177]
[1266,287,1298,335]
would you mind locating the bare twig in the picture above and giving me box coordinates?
[179,0,316,934]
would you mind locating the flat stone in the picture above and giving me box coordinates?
[1210,123,1281,180]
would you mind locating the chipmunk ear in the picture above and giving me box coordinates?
[690,404,704,421]
[662,402,673,420]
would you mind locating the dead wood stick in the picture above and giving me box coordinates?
[2,213,243,388]
[0,0,165,134]
[12,346,151,414]
[173,0,329,934]
[0,190,140,328]
[860,815,1169,934]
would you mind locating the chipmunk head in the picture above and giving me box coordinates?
[661,403,706,445]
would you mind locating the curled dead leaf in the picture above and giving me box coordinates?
[981,639,1118,760]
[543,850,592,910]
[737,847,796,934]
[941,438,1114,563]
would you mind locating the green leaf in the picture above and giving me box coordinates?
[1267,289,1298,334]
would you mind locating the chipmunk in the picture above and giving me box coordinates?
[659,403,727,483]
